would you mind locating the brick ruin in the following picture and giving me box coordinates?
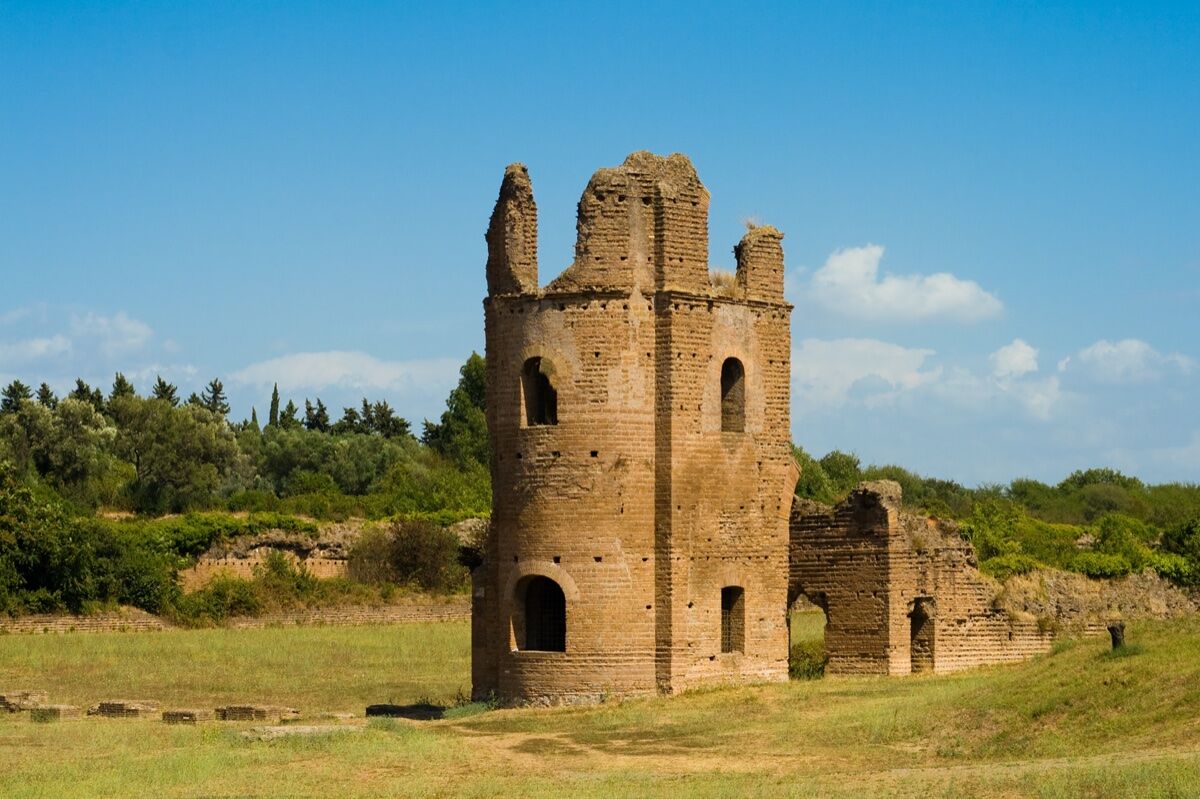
[789,481,1057,675]
[472,152,796,703]
[470,152,1114,704]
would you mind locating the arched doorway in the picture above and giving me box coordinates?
[909,597,935,673]
[514,575,566,652]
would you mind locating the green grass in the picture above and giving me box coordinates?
[0,622,470,710]
[3,615,1200,797]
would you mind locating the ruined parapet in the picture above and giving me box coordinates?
[476,152,794,703]
[547,151,711,294]
[734,225,786,301]
[486,164,538,295]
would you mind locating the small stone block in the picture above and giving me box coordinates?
[216,704,298,722]
[30,704,81,722]
[0,690,48,712]
[88,699,161,718]
[163,708,214,725]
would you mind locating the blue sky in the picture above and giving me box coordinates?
[1,1,1197,485]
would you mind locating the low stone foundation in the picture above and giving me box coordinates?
[0,598,470,635]
[30,705,81,722]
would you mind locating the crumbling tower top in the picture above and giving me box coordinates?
[485,151,786,305]
[485,163,538,296]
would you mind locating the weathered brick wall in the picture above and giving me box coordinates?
[180,553,348,591]
[477,152,795,703]
[0,607,170,635]
[789,482,1056,676]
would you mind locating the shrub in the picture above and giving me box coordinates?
[789,639,827,680]
[979,553,1042,581]
[169,575,263,626]
[1072,551,1133,579]
[389,519,467,592]
[1149,551,1194,586]
[347,526,398,585]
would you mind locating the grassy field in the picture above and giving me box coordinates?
[3,612,1200,798]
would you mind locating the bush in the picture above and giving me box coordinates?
[789,639,827,680]
[979,553,1042,581]
[169,575,263,626]
[347,526,398,585]
[389,519,467,592]
[1149,551,1194,587]
[1072,551,1133,579]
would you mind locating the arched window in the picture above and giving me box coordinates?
[720,358,745,433]
[522,357,558,426]
[721,586,745,653]
[515,576,566,652]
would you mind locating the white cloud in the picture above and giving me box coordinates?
[808,244,1003,323]
[990,338,1039,381]
[0,307,33,326]
[1007,376,1062,421]
[70,311,153,357]
[0,334,72,365]
[792,337,940,407]
[1074,339,1195,383]
[230,351,461,393]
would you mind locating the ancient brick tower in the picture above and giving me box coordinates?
[472,152,796,703]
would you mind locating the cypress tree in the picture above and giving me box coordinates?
[268,384,280,428]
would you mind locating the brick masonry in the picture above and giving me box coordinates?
[473,152,797,704]
[790,481,1063,675]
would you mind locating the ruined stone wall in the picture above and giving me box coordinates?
[180,553,348,591]
[477,152,794,703]
[789,482,1055,676]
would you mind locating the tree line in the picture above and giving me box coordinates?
[0,354,488,517]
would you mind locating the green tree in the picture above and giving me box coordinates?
[304,399,331,433]
[819,450,862,497]
[331,405,363,435]
[35,383,57,409]
[109,373,136,405]
[792,444,833,503]
[1,380,32,414]
[151,376,179,406]
[111,396,242,512]
[268,384,280,428]
[279,399,301,431]
[422,353,488,467]
[200,378,230,418]
[370,400,410,439]
[69,379,105,413]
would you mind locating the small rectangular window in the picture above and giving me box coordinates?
[721,586,745,653]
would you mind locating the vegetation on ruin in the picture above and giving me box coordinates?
[4,615,1200,797]
[793,445,1200,588]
